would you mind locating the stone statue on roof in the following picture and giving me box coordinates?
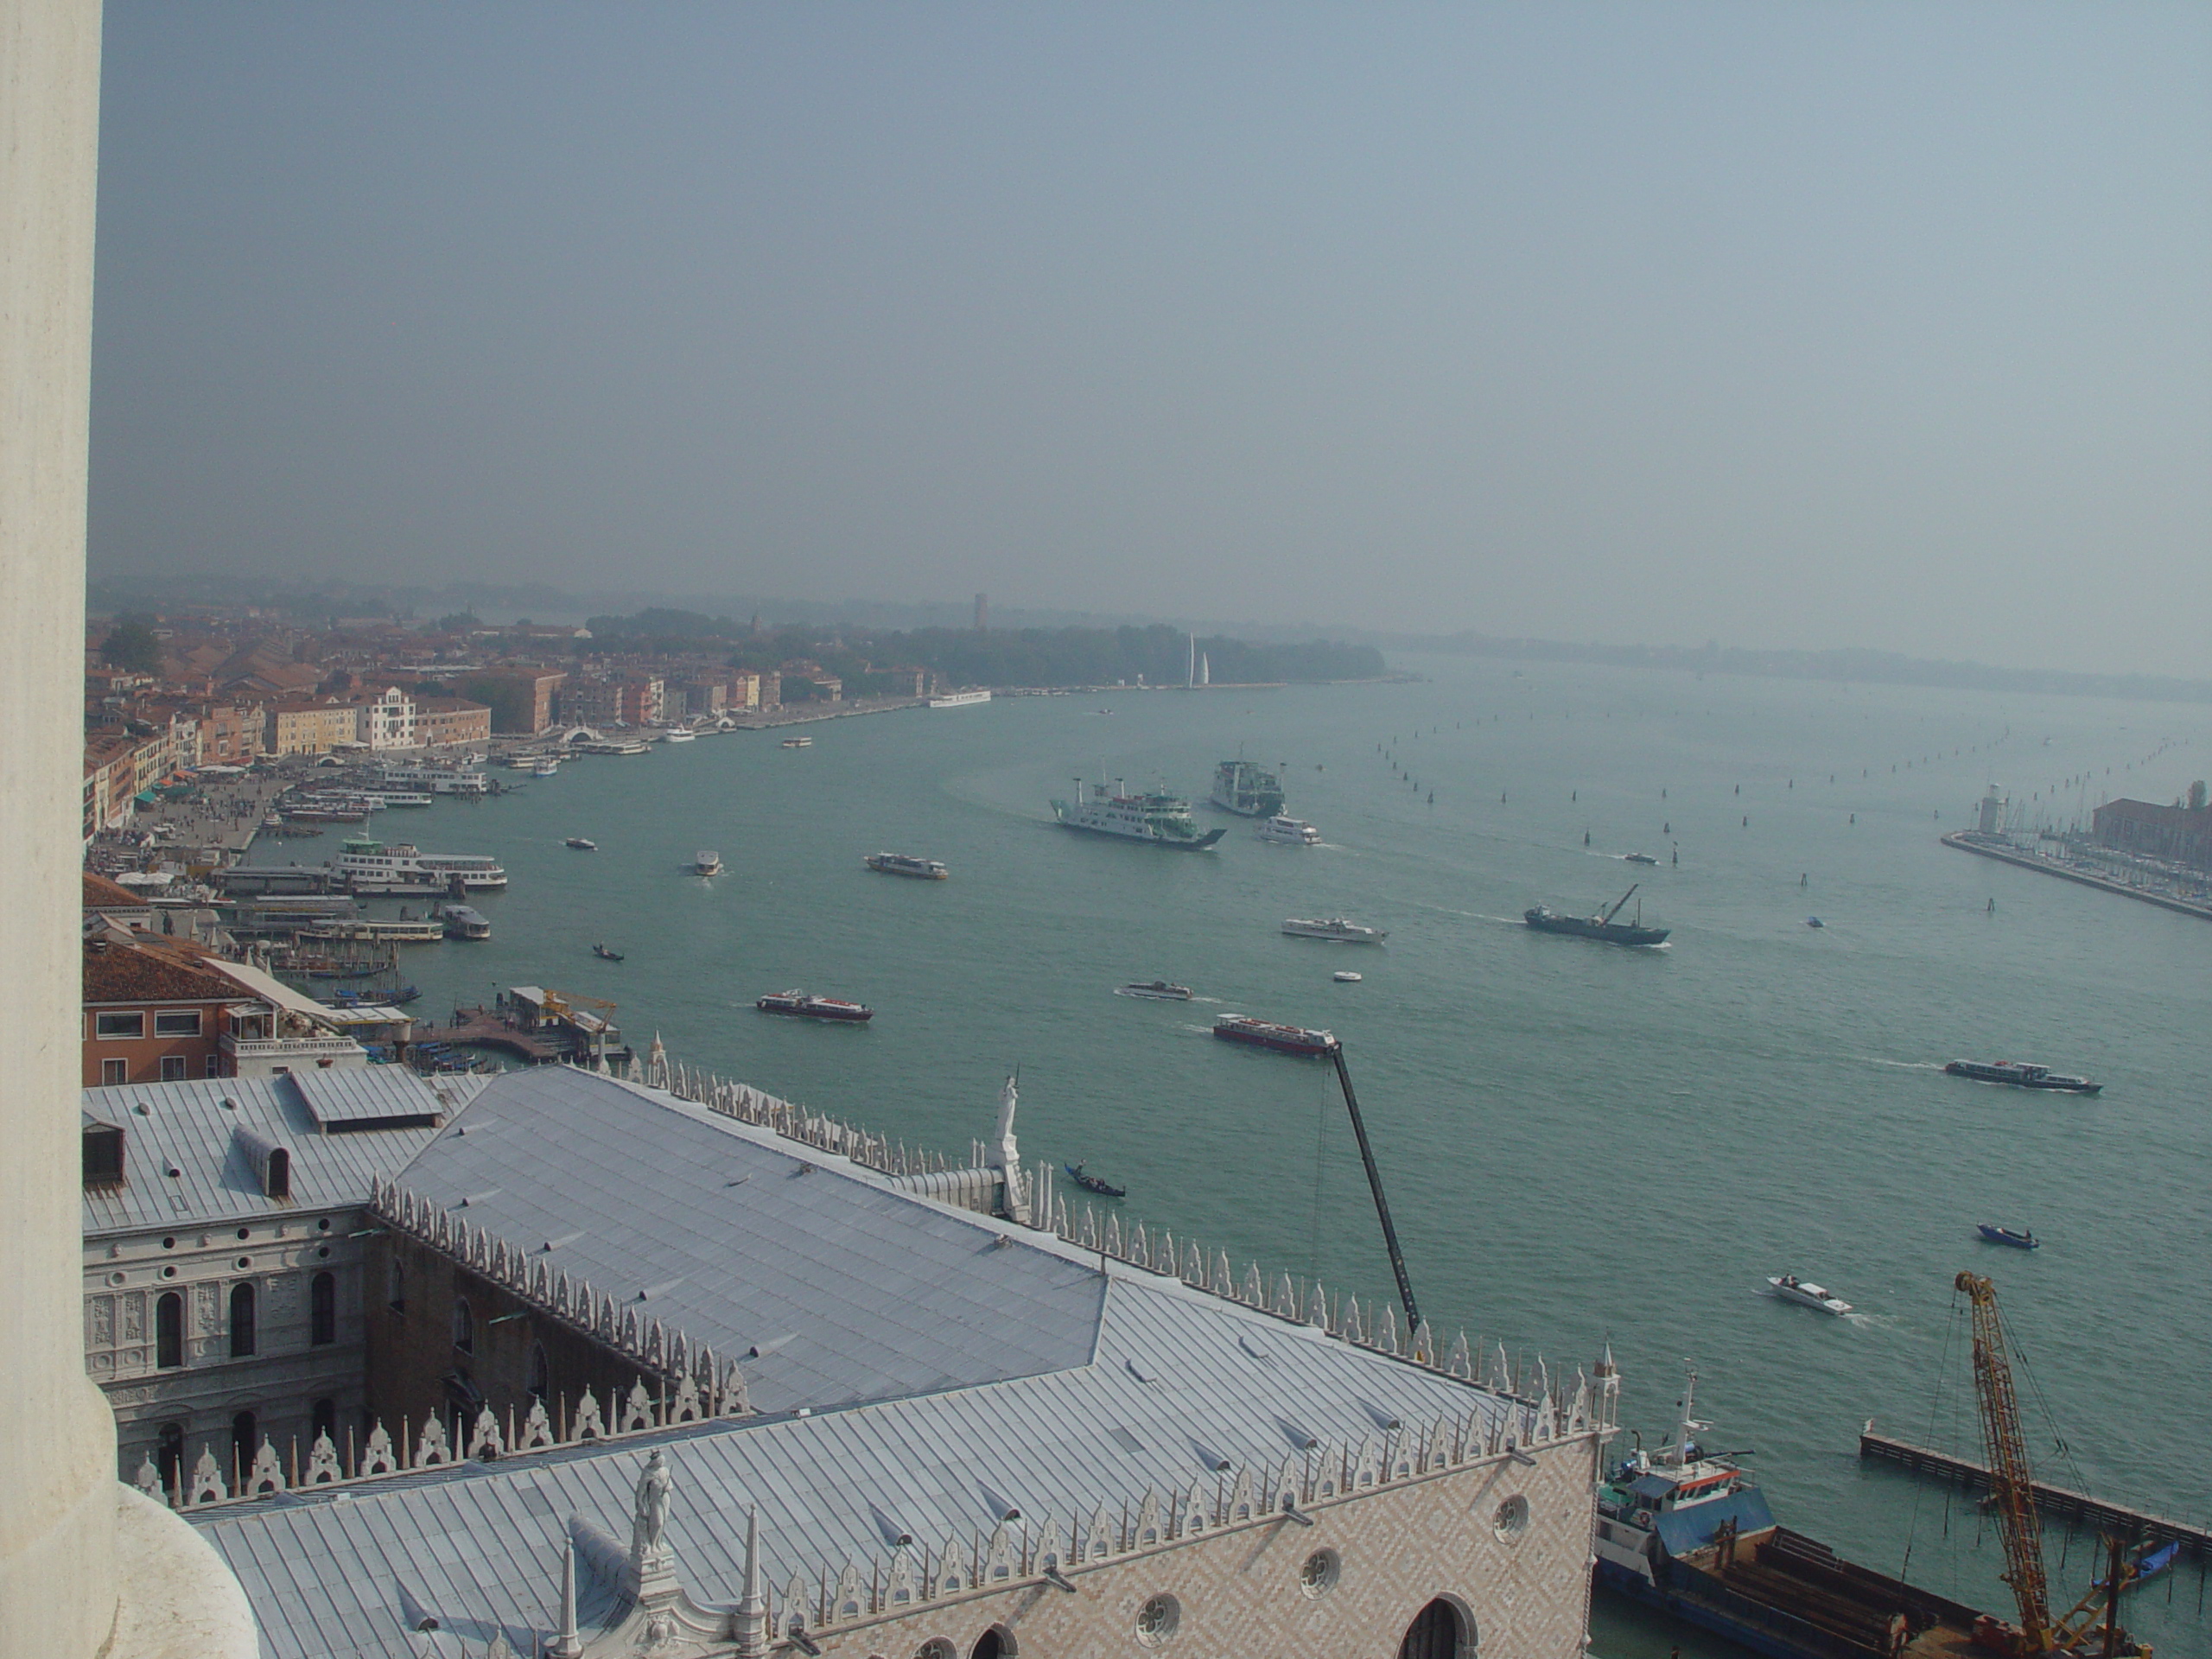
[632,1448,673,1564]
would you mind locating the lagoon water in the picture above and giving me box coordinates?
[306,656,2212,1655]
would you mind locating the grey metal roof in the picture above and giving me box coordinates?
[194,1274,1515,1659]
[81,1071,453,1236]
[387,1067,1105,1414]
[290,1066,446,1128]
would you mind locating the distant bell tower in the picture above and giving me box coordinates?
[974,593,988,632]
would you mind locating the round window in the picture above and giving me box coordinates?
[1493,1494,1531,1541]
[235,1256,252,1270]
[160,1265,176,1279]
[915,1642,957,1659]
[108,1271,127,1287]
[1135,1594,1180,1647]
[1298,1548,1341,1598]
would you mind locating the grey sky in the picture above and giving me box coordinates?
[90,3,2209,675]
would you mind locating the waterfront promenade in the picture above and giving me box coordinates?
[1941,830,2212,923]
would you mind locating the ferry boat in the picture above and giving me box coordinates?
[575,738,651,756]
[780,736,812,749]
[1211,758,1285,817]
[331,835,506,892]
[1524,884,1669,946]
[1051,779,1226,850]
[1255,815,1322,845]
[1282,917,1387,944]
[531,758,561,778]
[756,989,872,1023]
[695,850,723,877]
[660,727,696,743]
[1766,1274,1853,1315]
[1114,981,1192,1001]
[1942,1058,2101,1095]
[373,764,491,797]
[865,852,948,880]
[1593,1364,1996,1658]
[433,902,492,940]
[1211,1014,1338,1057]
[359,791,434,809]
[300,917,448,944]
[929,689,992,709]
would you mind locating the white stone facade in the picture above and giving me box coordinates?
[86,1202,377,1493]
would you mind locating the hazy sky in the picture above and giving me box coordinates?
[90,4,2209,673]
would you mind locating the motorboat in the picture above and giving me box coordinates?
[1064,1162,1126,1198]
[1805,917,1824,928]
[1255,815,1322,846]
[1623,852,1659,865]
[565,836,597,850]
[1333,970,1363,983]
[756,989,872,1023]
[1114,981,1192,1001]
[1281,917,1387,944]
[593,944,625,962]
[780,736,812,749]
[661,728,696,743]
[1766,1274,1852,1315]
[1976,1224,2038,1249]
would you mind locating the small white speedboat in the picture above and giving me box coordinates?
[1255,815,1322,846]
[1767,1274,1852,1316]
[1333,970,1363,983]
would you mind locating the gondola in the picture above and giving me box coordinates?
[1064,1162,1126,1198]
[593,944,626,962]
[1975,1224,2038,1249]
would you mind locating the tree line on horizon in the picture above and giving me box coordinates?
[582,612,1386,690]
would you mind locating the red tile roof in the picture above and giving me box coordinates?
[83,938,241,1006]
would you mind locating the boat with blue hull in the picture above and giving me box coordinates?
[1594,1364,1997,1659]
[1977,1224,2038,1249]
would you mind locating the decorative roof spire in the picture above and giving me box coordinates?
[546,1531,582,1659]
[733,1504,768,1658]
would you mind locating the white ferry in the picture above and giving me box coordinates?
[531,757,561,778]
[660,728,696,743]
[359,791,434,809]
[1282,917,1386,944]
[929,689,992,709]
[330,834,507,892]
[1255,815,1321,845]
[373,764,491,797]
[432,902,493,940]
[575,738,651,756]
[780,735,813,749]
[1050,778,1225,850]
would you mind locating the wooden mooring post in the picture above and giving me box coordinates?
[1859,1426,2211,1557]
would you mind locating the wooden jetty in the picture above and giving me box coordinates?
[1860,1427,2211,1556]
[411,1007,573,1065]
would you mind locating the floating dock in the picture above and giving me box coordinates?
[1860,1427,2212,1555]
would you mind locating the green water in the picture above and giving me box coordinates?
[308,658,2212,1655]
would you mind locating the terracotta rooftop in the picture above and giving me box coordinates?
[83,938,245,1007]
[81,871,145,911]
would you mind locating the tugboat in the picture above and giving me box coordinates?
[864,852,948,880]
[1524,883,1669,946]
[1943,1058,2101,1095]
[756,989,873,1023]
[1064,1162,1126,1198]
[1211,1014,1339,1058]
[1051,778,1226,850]
[1114,981,1193,1001]
[1211,758,1285,817]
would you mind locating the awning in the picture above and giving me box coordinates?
[199,957,335,1025]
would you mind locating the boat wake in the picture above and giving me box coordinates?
[1865,1058,1943,1071]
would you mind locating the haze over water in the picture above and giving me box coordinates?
[315,657,2211,1655]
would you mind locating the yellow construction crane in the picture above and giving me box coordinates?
[1954,1271,2152,1656]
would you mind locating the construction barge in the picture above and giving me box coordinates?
[1596,1367,1993,1659]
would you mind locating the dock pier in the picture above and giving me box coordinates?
[1860,1427,2211,1556]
